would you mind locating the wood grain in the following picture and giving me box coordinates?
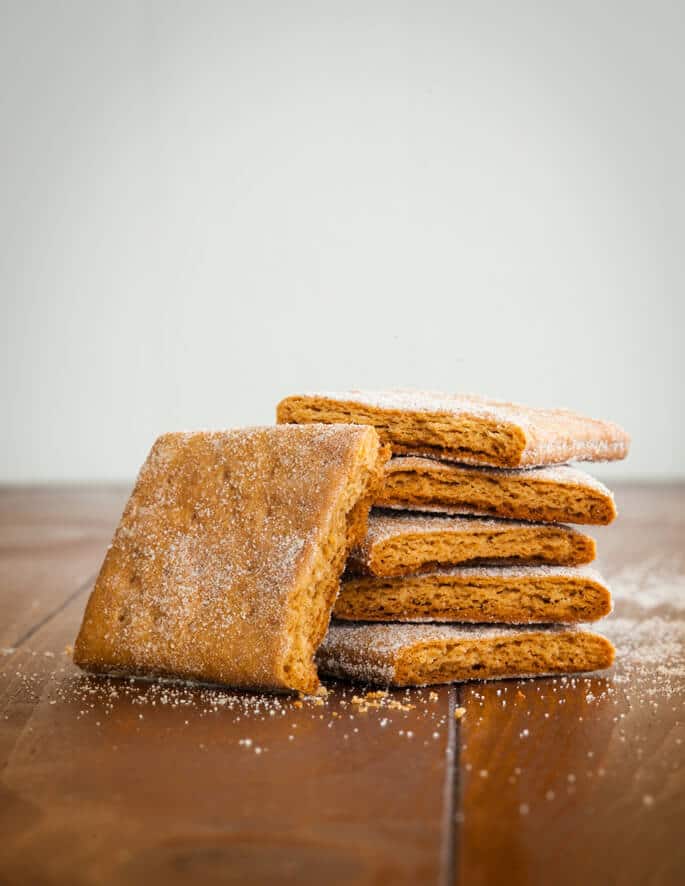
[0,484,683,885]
[457,483,685,886]
[0,487,127,648]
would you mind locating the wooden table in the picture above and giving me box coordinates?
[1,485,683,885]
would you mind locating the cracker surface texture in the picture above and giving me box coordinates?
[349,511,596,576]
[277,390,630,468]
[318,622,615,686]
[336,564,611,624]
[74,425,387,693]
[378,458,617,525]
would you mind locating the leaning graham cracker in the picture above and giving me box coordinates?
[277,390,630,468]
[74,425,388,693]
[378,458,617,525]
[335,565,611,624]
[317,623,615,687]
[348,511,595,576]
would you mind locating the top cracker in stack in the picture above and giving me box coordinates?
[276,390,630,468]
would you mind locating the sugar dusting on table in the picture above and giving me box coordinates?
[601,554,685,696]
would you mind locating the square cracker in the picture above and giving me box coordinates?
[378,458,617,525]
[74,425,387,693]
[335,564,612,624]
[317,622,615,687]
[277,390,630,468]
[348,511,596,576]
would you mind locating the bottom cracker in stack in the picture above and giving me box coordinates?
[317,623,615,687]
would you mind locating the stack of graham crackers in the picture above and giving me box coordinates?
[72,390,629,695]
[277,391,630,688]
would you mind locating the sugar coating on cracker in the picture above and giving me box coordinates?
[318,622,615,686]
[277,389,630,468]
[74,424,387,693]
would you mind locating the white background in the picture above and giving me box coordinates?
[2,1,683,482]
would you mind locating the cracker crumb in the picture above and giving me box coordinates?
[350,692,414,713]
[454,707,466,720]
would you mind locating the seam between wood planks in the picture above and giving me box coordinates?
[452,685,464,886]
[10,572,97,651]
[440,685,460,886]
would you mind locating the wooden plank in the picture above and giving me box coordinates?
[0,487,127,648]
[457,483,685,886]
[0,489,452,885]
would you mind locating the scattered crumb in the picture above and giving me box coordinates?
[350,692,414,713]
[454,707,466,720]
